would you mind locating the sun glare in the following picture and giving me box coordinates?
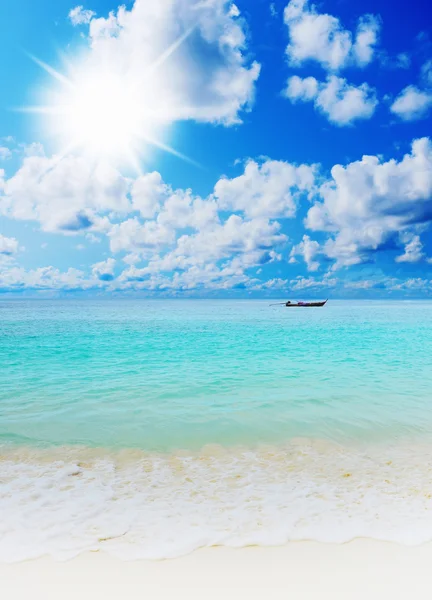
[66,73,145,157]
[22,28,197,171]
[49,68,161,168]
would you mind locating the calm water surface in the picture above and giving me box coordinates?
[1,299,432,448]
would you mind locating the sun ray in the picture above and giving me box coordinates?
[27,54,75,89]
[123,146,144,177]
[138,133,202,169]
[22,25,201,170]
[144,26,195,79]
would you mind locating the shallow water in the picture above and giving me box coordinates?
[1,299,432,560]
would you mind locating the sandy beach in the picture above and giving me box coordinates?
[2,540,432,600]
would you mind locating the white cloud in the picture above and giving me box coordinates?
[71,0,260,127]
[0,266,92,292]
[118,260,257,292]
[322,233,371,269]
[259,278,289,290]
[131,172,170,219]
[0,145,296,292]
[395,234,424,263]
[346,277,432,294]
[353,15,381,66]
[284,75,377,125]
[289,275,336,291]
[69,5,96,25]
[306,137,432,269]
[1,151,128,232]
[113,212,286,293]
[0,149,222,239]
[344,280,377,290]
[389,278,432,292]
[0,147,12,160]
[173,215,286,264]
[284,75,318,101]
[0,261,121,292]
[316,77,377,125]
[109,218,175,255]
[0,234,19,255]
[284,0,380,71]
[92,257,116,280]
[390,85,432,121]
[141,216,284,269]
[214,158,316,218]
[289,235,321,271]
[157,191,219,232]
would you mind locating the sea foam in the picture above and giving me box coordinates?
[2,438,432,562]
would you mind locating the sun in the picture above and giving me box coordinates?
[62,71,147,159]
[22,30,197,172]
[42,64,163,169]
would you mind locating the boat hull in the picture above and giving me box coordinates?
[285,300,327,307]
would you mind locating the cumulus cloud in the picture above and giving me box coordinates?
[289,275,336,291]
[173,215,286,264]
[109,218,175,255]
[110,208,286,293]
[131,172,171,219]
[284,75,377,125]
[4,129,431,293]
[68,5,96,25]
[0,151,128,233]
[289,234,321,271]
[214,158,317,218]
[395,234,424,263]
[390,60,432,121]
[389,278,432,292]
[0,234,19,256]
[306,137,432,269]
[118,260,256,292]
[0,266,91,292]
[91,257,116,281]
[390,85,432,121]
[259,278,289,290]
[346,277,432,294]
[1,144,301,293]
[284,0,380,71]
[157,190,219,232]
[112,214,285,269]
[284,75,318,101]
[70,0,260,126]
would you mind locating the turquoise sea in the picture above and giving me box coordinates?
[1,299,432,561]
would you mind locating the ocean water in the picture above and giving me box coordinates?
[1,299,432,561]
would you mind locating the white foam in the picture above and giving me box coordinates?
[2,439,432,562]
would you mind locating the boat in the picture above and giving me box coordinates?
[285,299,327,307]
[270,299,328,307]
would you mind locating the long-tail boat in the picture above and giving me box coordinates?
[270,299,328,307]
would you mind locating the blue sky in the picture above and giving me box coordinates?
[0,0,431,297]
